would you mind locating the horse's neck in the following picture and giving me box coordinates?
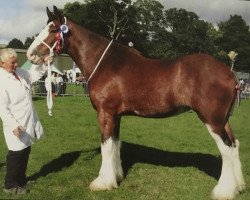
[66,21,109,79]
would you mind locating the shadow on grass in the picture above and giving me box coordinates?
[32,96,45,101]
[29,148,100,181]
[29,151,82,180]
[28,143,221,182]
[121,142,221,180]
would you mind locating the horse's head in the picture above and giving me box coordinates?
[27,6,69,64]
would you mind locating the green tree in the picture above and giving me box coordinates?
[24,37,35,49]
[7,38,24,49]
[63,1,217,58]
[60,0,250,71]
[217,15,250,71]
[63,1,86,25]
[64,0,134,39]
[132,0,165,56]
[64,0,142,50]
[163,8,218,57]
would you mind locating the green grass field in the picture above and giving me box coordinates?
[0,96,249,200]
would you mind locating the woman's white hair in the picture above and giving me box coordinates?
[0,48,17,62]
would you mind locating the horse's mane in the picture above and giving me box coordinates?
[64,15,143,57]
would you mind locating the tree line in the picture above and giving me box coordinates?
[6,0,250,72]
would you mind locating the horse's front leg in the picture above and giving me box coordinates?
[89,111,123,191]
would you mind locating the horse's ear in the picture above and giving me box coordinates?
[53,5,64,24]
[46,7,55,23]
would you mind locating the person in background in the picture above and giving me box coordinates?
[83,78,89,97]
[56,73,63,95]
[0,48,52,195]
[51,72,57,96]
[76,73,89,97]
[61,71,68,95]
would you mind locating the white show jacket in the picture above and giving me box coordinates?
[0,65,46,151]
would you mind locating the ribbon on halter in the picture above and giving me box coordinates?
[55,17,69,53]
[55,32,61,54]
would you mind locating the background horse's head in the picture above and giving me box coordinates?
[27,6,67,64]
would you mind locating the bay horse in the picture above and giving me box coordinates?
[27,6,245,200]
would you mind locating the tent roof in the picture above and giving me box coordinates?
[67,67,81,73]
[21,60,32,70]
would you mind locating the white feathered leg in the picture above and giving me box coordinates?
[206,125,238,200]
[231,140,246,193]
[89,138,123,191]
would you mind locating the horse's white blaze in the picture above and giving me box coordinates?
[206,125,245,200]
[89,138,123,191]
[27,22,54,62]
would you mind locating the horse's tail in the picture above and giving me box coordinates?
[236,85,241,107]
[227,71,240,118]
[232,70,241,107]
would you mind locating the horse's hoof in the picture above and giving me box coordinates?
[117,175,124,183]
[89,176,118,191]
[237,184,246,194]
[211,189,235,200]
[211,185,237,200]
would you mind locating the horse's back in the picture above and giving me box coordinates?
[119,53,235,103]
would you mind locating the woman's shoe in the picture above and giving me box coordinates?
[3,187,17,194]
[16,186,30,194]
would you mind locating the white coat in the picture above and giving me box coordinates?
[0,64,46,151]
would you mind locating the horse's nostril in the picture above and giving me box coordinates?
[29,53,36,60]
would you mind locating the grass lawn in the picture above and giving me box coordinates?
[0,96,249,200]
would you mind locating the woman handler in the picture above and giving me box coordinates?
[0,48,52,195]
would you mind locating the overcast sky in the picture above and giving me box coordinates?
[0,0,249,44]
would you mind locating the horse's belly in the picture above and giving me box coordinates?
[122,97,189,118]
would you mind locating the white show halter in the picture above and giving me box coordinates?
[87,39,113,83]
[33,17,113,114]
[46,61,53,116]
[33,17,68,116]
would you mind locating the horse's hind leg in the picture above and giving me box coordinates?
[206,123,245,200]
[224,122,246,193]
[89,111,123,191]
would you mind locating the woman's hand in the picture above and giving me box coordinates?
[13,126,25,138]
[44,55,54,65]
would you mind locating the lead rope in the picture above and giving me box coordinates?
[35,39,56,116]
[228,51,241,106]
[46,60,53,116]
[87,39,113,83]
[46,47,55,116]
